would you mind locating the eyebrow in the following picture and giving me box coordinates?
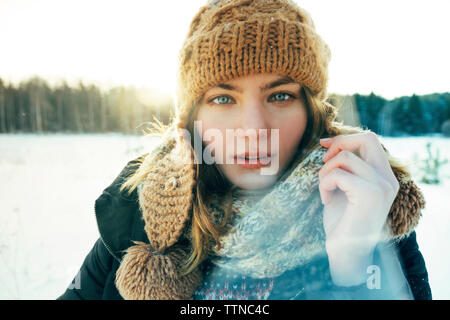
[216,76,298,93]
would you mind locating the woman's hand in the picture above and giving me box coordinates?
[318,132,400,286]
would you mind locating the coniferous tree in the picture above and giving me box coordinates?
[0,76,448,137]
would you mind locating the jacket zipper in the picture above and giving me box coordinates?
[94,196,122,263]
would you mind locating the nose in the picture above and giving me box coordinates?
[238,98,269,137]
[234,98,272,154]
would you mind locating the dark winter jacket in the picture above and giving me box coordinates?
[57,156,432,300]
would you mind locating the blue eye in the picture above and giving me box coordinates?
[211,95,233,105]
[269,92,293,102]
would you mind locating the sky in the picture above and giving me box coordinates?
[0,0,449,100]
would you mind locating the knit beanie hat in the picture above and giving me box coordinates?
[174,0,332,130]
[114,1,428,300]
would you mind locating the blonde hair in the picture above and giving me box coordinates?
[119,86,411,276]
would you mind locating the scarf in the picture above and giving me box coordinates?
[206,145,327,279]
[115,132,426,300]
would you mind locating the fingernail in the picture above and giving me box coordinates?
[320,138,332,143]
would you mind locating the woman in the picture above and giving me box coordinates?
[58,0,431,300]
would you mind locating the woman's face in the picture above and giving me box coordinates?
[195,73,308,190]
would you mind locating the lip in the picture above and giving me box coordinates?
[233,152,274,169]
[236,152,272,158]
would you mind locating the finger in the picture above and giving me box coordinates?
[320,132,390,173]
[321,170,389,243]
[319,149,380,185]
[319,167,377,206]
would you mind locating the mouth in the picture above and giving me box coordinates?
[234,153,273,169]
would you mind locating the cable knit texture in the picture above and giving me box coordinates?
[204,144,328,279]
[137,136,196,252]
[115,131,200,300]
[175,0,331,130]
[114,127,426,299]
[113,0,426,300]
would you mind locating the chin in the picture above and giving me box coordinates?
[230,172,279,190]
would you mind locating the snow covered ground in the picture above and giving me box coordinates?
[0,133,449,299]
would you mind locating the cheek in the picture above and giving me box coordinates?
[195,109,228,157]
[196,104,307,165]
[277,110,307,159]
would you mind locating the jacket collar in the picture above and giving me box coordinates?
[94,155,149,262]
